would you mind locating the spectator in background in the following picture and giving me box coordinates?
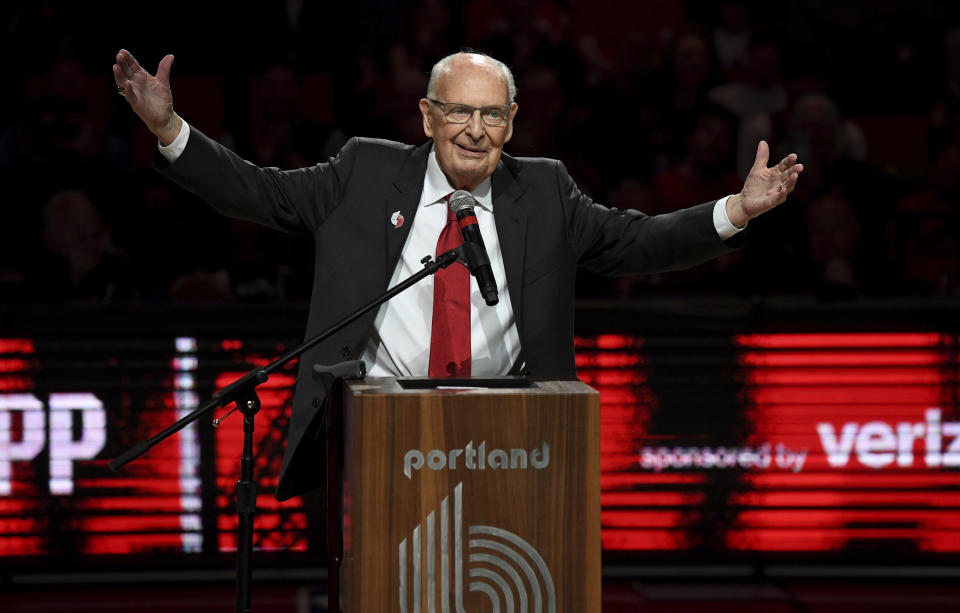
[928,28,960,157]
[0,56,129,292]
[895,139,960,295]
[465,0,574,79]
[653,103,742,214]
[0,57,129,175]
[559,27,665,194]
[805,189,862,301]
[645,30,719,174]
[249,64,345,169]
[241,63,347,301]
[374,44,433,145]
[887,25,960,296]
[409,0,453,66]
[711,1,752,82]
[709,29,789,177]
[647,103,744,291]
[781,93,867,184]
[507,64,564,157]
[23,189,134,303]
[746,92,884,298]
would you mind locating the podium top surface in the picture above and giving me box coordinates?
[345,377,598,397]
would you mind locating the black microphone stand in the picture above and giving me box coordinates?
[109,246,470,613]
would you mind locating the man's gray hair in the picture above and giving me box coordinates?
[426,51,517,103]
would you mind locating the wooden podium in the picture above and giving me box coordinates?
[338,377,600,612]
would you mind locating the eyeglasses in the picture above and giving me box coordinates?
[427,98,511,127]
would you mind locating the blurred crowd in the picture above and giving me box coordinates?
[2,0,959,305]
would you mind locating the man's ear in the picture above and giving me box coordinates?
[504,102,518,143]
[419,99,434,139]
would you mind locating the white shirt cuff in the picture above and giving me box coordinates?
[158,119,190,162]
[713,195,746,240]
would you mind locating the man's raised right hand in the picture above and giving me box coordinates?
[113,49,182,146]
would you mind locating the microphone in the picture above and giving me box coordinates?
[448,190,499,306]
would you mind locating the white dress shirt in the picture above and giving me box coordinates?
[158,123,743,376]
[359,150,522,376]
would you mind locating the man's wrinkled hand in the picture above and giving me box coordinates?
[727,140,804,228]
[113,49,182,145]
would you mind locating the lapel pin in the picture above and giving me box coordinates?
[390,210,405,229]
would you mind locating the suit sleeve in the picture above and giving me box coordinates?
[154,125,361,234]
[558,160,737,276]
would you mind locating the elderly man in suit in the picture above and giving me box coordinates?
[113,49,802,500]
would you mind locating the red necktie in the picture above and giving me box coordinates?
[429,197,471,377]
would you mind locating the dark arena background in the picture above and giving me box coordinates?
[3,1,960,611]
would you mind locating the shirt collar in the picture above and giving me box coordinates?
[423,147,493,212]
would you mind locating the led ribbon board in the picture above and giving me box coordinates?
[2,332,958,562]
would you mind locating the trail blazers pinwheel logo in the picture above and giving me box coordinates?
[398,482,556,613]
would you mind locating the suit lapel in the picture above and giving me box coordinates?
[384,142,431,281]
[492,156,527,332]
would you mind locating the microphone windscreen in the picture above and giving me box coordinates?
[449,190,476,215]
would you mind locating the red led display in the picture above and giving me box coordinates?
[0,336,305,561]
[592,332,960,553]
[2,331,959,563]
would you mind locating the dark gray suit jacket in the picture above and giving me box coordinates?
[158,126,735,500]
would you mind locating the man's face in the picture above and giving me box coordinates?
[419,57,517,191]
